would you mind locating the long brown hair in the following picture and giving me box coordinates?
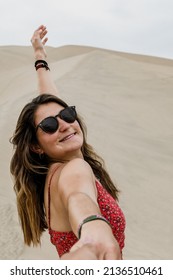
[10,94,119,246]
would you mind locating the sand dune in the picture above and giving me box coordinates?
[0,45,172,259]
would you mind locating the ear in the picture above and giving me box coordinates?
[30,144,44,154]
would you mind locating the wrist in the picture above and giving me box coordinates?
[78,214,111,239]
[35,60,50,71]
[34,51,46,60]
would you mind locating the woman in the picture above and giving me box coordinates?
[10,25,125,260]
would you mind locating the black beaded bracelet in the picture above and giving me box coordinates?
[35,63,50,71]
[35,60,48,67]
[78,214,110,239]
[35,60,50,71]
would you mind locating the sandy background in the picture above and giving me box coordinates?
[0,45,173,259]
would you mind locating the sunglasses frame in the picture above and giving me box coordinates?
[36,106,77,134]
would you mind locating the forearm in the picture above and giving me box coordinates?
[67,192,113,239]
[34,51,59,96]
[67,192,100,238]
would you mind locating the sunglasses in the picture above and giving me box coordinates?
[36,106,77,134]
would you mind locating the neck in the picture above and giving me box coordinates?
[48,150,84,165]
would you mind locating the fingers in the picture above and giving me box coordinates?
[36,24,45,31]
[31,25,48,44]
[104,251,121,260]
[61,244,98,260]
[39,26,48,39]
[104,245,122,260]
[43,37,48,46]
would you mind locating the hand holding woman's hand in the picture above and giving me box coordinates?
[60,244,98,260]
[62,221,122,260]
[31,25,48,59]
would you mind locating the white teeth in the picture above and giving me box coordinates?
[62,133,75,141]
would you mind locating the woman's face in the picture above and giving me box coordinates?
[34,102,84,161]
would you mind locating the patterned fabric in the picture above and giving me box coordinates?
[48,173,126,257]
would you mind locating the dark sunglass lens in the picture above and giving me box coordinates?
[41,117,58,133]
[60,107,77,123]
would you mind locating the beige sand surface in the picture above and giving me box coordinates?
[0,45,172,259]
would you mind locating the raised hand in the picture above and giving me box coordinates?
[31,25,48,59]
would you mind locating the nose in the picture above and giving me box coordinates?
[58,117,71,132]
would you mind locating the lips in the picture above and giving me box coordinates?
[60,132,76,142]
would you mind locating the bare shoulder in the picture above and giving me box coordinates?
[61,158,93,175]
[46,159,92,189]
[59,158,94,185]
[58,158,97,203]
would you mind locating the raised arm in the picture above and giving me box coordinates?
[31,25,59,96]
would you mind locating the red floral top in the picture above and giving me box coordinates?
[48,173,126,257]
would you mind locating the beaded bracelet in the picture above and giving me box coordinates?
[35,60,48,67]
[78,214,110,239]
[35,60,50,71]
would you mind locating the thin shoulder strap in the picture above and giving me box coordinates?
[48,166,59,229]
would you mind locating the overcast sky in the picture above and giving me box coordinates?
[0,0,173,59]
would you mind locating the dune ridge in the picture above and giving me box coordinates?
[0,45,173,259]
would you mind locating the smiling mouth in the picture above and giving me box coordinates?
[60,132,76,142]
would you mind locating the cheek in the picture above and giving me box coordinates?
[76,123,83,138]
[75,121,82,131]
[77,124,84,143]
[37,133,56,148]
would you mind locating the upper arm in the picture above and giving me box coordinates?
[58,158,98,209]
[37,67,60,96]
